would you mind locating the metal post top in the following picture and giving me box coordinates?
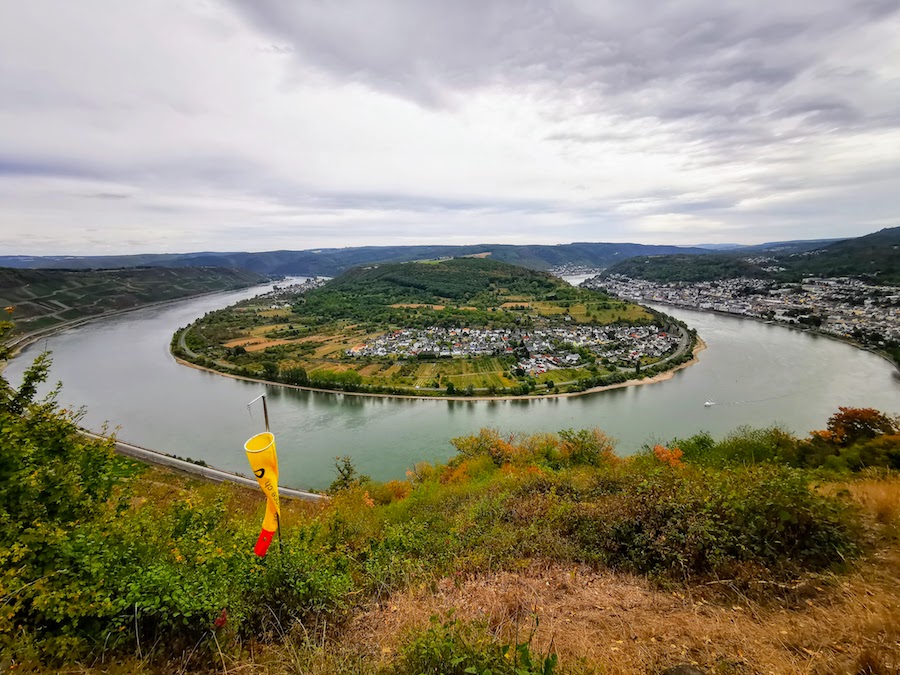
[247,393,270,432]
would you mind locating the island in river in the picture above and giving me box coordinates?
[171,258,699,398]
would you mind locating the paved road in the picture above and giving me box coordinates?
[82,431,327,502]
[177,327,235,369]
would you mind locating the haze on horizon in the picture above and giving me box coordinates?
[1,0,899,256]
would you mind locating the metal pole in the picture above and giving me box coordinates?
[247,393,281,560]
[247,394,269,432]
[276,513,285,559]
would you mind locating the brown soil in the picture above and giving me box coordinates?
[390,303,447,310]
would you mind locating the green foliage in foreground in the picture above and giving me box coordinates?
[1,317,890,667]
[392,615,557,675]
[673,407,900,472]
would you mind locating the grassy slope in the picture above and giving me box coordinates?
[0,266,266,336]
[11,433,900,675]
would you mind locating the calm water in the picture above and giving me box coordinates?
[6,280,899,490]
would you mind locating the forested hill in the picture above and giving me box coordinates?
[320,257,565,304]
[603,226,900,283]
[296,257,590,324]
[0,266,266,337]
[0,241,710,276]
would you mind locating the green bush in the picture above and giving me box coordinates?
[0,320,351,662]
[567,464,857,579]
[676,426,797,467]
[393,615,557,675]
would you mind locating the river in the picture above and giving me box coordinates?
[5,279,899,490]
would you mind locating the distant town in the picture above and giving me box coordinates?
[587,275,900,348]
[348,324,683,375]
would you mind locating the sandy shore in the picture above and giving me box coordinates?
[174,336,708,402]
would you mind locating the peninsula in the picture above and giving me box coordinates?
[172,258,698,397]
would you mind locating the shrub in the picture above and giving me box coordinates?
[393,615,557,675]
[676,426,797,468]
[568,464,857,579]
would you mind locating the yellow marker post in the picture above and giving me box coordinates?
[245,394,282,557]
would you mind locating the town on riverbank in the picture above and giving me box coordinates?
[348,324,683,378]
[588,274,900,366]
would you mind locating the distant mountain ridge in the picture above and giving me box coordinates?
[0,242,713,276]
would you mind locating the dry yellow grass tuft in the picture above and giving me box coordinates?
[845,478,900,525]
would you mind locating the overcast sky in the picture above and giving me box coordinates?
[1,0,899,255]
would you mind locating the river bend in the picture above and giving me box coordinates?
[6,280,899,490]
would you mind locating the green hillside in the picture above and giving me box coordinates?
[0,266,266,337]
[604,226,900,283]
[305,257,570,318]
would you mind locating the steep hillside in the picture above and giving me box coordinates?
[0,266,266,337]
[604,227,900,283]
[787,226,900,281]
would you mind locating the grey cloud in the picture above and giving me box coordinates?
[0,156,101,179]
[230,0,899,149]
[779,97,862,125]
[81,192,131,200]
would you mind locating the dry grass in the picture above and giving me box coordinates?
[844,478,900,526]
[130,466,323,524]
[244,338,304,352]
[22,558,899,675]
[223,336,266,348]
[341,557,900,675]
[356,363,384,377]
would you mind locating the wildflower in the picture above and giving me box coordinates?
[363,491,375,508]
[214,608,228,628]
[4,306,13,314]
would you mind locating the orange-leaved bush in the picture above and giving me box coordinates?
[653,443,684,467]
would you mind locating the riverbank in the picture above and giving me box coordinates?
[646,300,900,374]
[173,335,707,402]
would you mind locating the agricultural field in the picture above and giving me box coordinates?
[175,258,691,397]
